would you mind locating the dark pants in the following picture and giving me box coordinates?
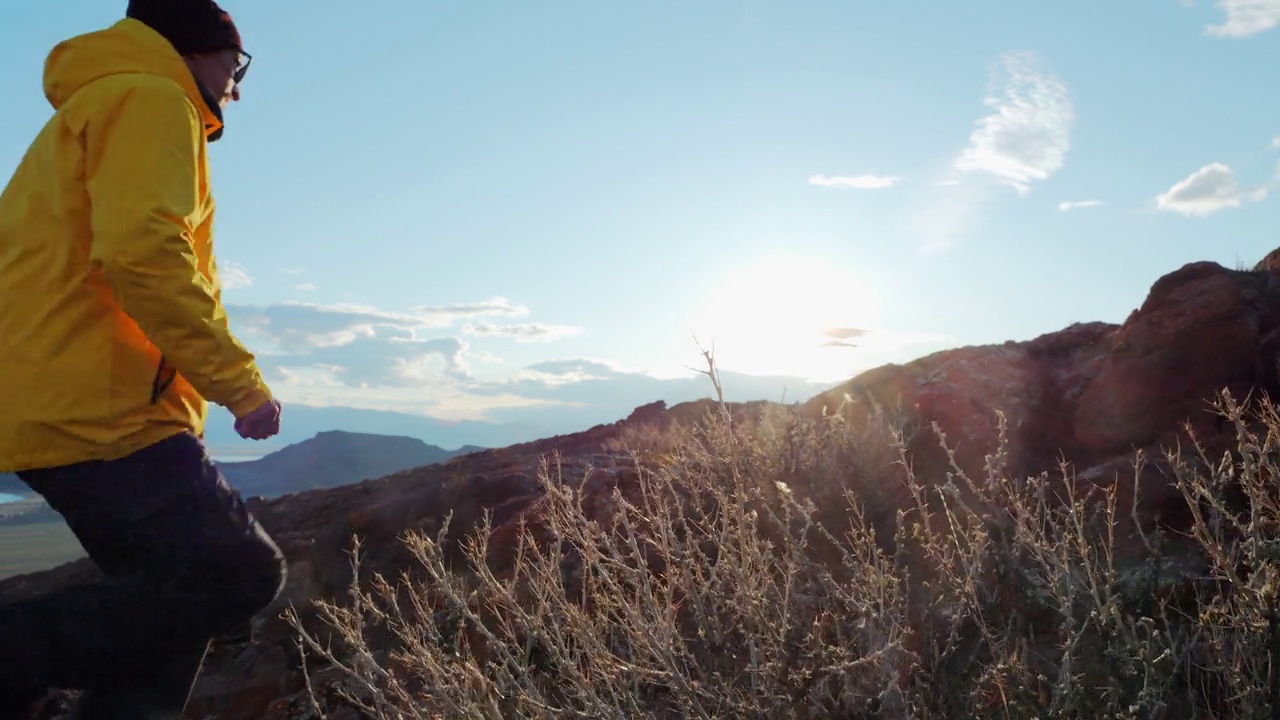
[0,431,287,719]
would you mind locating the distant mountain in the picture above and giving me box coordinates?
[200,370,834,460]
[1,431,479,506]
[202,404,539,460]
[216,430,481,499]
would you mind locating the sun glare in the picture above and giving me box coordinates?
[688,254,882,383]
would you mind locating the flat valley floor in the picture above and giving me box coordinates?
[0,518,85,580]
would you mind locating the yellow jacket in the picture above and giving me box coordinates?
[0,19,272,472]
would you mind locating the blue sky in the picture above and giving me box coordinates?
[3,0,1278,429]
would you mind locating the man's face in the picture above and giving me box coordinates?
[185,48,248,107]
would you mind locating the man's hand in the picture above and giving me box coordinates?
[235,399,281,440]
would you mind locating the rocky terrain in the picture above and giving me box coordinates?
[4,254,1280,717]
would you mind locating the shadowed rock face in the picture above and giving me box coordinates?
[806,260,1280,545]
[5,257,1280,717]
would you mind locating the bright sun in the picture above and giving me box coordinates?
[687,254,881,383]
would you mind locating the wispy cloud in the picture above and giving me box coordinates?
[221,299,591,403]
[410,298,530,321]
[1272,136,1280,148]
[1059,199,1104,211]
[464,322,584,342]
[821,327,868,341]
[912,52,1071,254]
[954,52,1074,196]
[227,298,529,354]
[809,174,901,190]
[819,327,867,348]
[219,262,253,290]
[217,297,951,426]
[255,355,840,428]
[294,283,317,292]
[511,360,617,386]
[1204,0,1280,37]
[1155,162,1268,217]
[268,334,473,388]
[263,362,550,422]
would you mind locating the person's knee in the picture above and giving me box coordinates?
[253,546,288,612]
[191,525,287,632]
[232,527,288,616]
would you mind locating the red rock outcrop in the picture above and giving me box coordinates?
[806,260,1280,550]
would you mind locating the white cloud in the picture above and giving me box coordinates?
[218,297,949,426]
[265,364,556,422]
[809,174,901,189]
[1058,199,1104,211]
[464,322,584,342]
[219,262,253,290]
[469,350,503,364]
[256,356,843,427]
[1272,136,1280,148]
[294,283,317,291]
[954,51,1074,196]
[282,267,306,276]
[223,299,585,398]
[228,298,530,353]
[1155,162,1268,217]
[409,298,530,321]
[276,365,346,388]
[392,338,472,382]
[512,366,611,387]
[1204,0,1280,37]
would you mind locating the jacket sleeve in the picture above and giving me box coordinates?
[85,83,272,418]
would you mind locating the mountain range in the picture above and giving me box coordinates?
[201,403,527,459]
[217,430,483,499]
[0,430,483,507]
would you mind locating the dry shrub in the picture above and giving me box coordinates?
[286,378,1280,720]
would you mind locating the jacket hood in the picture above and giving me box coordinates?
[42,18,223,139]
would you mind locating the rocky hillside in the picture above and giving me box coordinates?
[802,258,1280,558]
[4,253,1280,717]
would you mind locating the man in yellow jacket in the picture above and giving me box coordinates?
[0,1,287,717]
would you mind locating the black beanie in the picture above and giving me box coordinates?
[126,0,242,55]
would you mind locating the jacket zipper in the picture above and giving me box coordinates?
[150,354,177,404]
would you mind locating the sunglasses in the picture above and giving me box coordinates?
[233,50,252,84]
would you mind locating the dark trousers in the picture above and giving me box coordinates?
[0,431,287,718]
